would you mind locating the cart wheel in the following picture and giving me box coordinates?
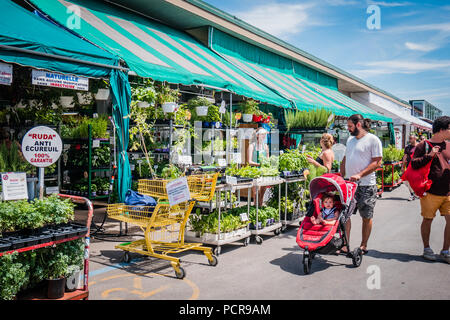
[208,255,218,267]
[303,254,312,274]
[213,246,221,256]
[255,236,263,245]
[175,267,186,279]
[352,248,363,267]
[122,252,132,263]
[281,225,287,233]
[274,228,281,236]
[243,237,250,247]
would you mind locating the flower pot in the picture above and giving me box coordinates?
[253,115,263,122]
[91,192,97,197]
[95,88,110,101]
[137,101,150,108]
[242,114,253,122]
[203,121,210,128]
[162,102,177,113]
[196,106,209,116]
[59,96,74,108]
[262,116,271,123]
[213,122,222,129]
[47,277,66,299]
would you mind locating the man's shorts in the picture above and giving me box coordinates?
[354,185,378,219]
[420,193,450,219]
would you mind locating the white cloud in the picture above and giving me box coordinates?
[233,2,318,38]
[405,42,439,52]
[353,60,450,76]
[367,1,412,7]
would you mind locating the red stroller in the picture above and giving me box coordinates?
[296,173,363,274]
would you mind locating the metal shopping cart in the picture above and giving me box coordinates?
[107,173,219,279]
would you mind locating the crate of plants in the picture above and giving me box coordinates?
[187,208,249,242]
[0,238,85,300]
[247,206,280,230]
[0,195,76,253]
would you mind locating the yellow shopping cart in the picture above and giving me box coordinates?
[107,173,220,279]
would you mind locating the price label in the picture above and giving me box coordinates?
[240,213,249,222]
[217,158,227,166]
[166,177,191,207]
[226,176,237,185]
[178,155,192,165]
[92,140,100,148]
[1,172,28,201]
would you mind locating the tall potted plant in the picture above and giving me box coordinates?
[45,251,70,299]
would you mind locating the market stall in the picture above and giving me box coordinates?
[0,0,130,300]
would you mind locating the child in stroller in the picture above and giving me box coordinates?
[296,173,363,274]
[310,192,339,226]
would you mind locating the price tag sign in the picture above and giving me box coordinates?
[1,172,28,201]
[226,176,237,185]
[178,155,192,165]
[217,158,227,166]
[240,213,249,222]
[46,186,59,195]
[166,177,191,207]
[301,145,306,154]
[92,139,100,148]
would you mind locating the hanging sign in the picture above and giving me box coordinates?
[1,172,28,201]
[21,126,63,167]
[0,62,13,85]
[166,177,191,207]
[32,69,89,91]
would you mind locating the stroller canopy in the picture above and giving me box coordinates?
[309,174,357,207]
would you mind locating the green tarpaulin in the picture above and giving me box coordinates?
[0,0,132,201]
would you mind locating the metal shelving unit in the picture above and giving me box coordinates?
[282,176,307,231]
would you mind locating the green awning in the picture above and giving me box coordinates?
[0,0,119,78]
[30,0,289,108]
[209,27,392,121]
[298,79,392,122]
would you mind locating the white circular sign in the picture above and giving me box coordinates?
[21,126,62,167]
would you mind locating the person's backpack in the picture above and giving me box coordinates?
[401,140,436,197]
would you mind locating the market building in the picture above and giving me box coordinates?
[0,0,440,300]
[409,99,443,123]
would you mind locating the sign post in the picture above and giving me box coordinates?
[21,126,63,199]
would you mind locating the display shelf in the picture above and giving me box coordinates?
[184,229,251,255]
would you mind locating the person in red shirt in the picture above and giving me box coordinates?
[411,116,450,263]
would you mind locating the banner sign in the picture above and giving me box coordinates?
[32,69,89,91]
[22,126,63,167]
[0,62,13,85]
[1,172,28,201]
[166,177,191,207]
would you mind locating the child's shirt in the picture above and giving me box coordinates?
[321,207,337,220]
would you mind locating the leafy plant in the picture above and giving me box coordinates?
[284,108,334,130]
[383,145,403,162]
[240,99,259,114]
[0,252,29,300]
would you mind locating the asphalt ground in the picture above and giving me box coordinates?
[82,184,449,300]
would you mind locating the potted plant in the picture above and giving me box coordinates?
[157,83,179,114]
[240,99,259,122]
[45,251,70,299]
[90,184,97,197]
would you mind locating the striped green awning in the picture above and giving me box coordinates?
[299,79,392,122]
[30,0,289,108]
[218,52,358,118]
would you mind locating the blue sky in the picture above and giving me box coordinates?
[202,0,450,115]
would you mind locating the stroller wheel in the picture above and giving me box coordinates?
[352,248,363,267]
[303,252,312,274]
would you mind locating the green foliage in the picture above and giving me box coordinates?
[383,145,404,162]
[0,195,75,232]
[284,108,334,130]
[0,141,34,174]
[66,115,109,139]
[92,145,110,168]
[0,252,29,300]
[189,209,249,235]
[160,164,182,179]
[239,99,259,114]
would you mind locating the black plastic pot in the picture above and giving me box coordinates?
[47,277,66,299]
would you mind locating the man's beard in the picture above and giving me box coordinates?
[350,127,360,136]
